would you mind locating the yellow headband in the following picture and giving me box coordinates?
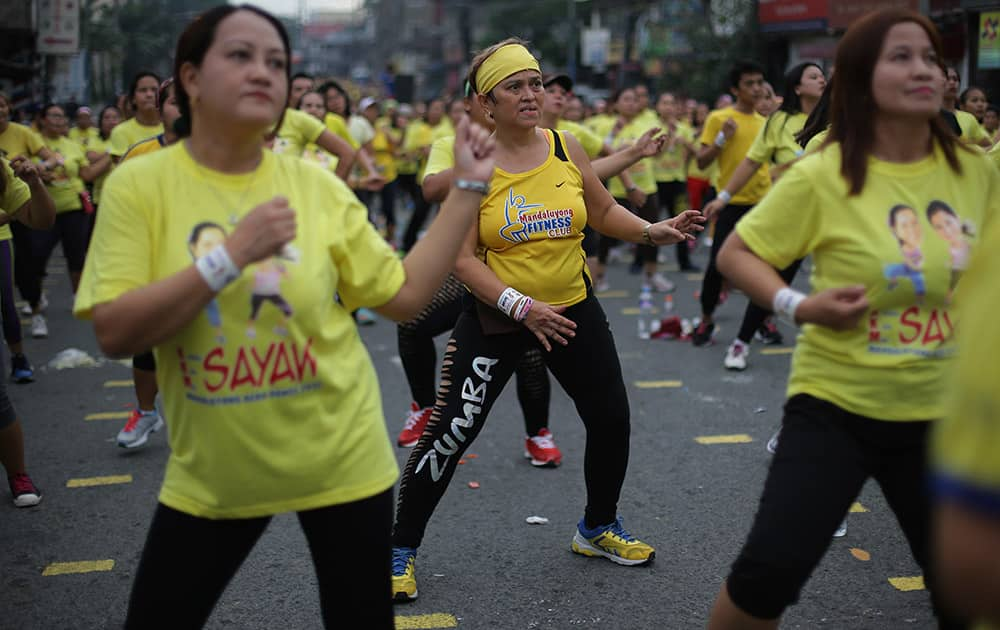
[476,44,541,95]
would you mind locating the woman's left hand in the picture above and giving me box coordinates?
[10,156,42,185]
[649,210,706,245]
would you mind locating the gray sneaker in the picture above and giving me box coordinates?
[117,409,164,449]
[766,428,781,454]
[833,517,848,538]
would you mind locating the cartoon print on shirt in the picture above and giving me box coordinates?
[188,222,228,343]
[247,256,294,339]
[926,199,974,297]
[883,204,926,303]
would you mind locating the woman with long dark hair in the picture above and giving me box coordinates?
[74,5,495,627]
[708,10,997,628]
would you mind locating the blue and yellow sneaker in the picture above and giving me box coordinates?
[391,546,418,602]
[571,517,655,566]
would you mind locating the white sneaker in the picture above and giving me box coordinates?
[21,294,48,316]
[833,517,848,538]
[117,409,165,449]
[30,314,47,338]
[723,340,748,371]
[649,273,675,293]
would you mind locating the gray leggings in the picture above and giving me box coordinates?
[0,338,17,429]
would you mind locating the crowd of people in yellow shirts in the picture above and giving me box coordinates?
[2,4,1000,629]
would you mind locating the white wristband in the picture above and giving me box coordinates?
[772,287,807,326]
[716,190,732,205]
[714,131,727,148]
[497,287,525,317]
[196,244,241,293]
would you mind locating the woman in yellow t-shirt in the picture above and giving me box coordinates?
[360,97,399,242]
[84,106,121,214]
[654,91,699,272]
[108,72,164,161]
[709,10,999,628]
[73,6,493,627]
[31,104,99,337]
[0,156,55,508]
[390,38,703,604]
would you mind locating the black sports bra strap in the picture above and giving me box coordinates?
[551,129,569,162]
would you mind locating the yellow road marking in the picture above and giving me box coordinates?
[850,502,869,513]
[850,548,871,561]
[695,434,753,445]
[760,347,795,355]
[634,380,683,389]
[621,307,659,315]
[395,613,458,629]
[42,560,115,576]
[85,411,130,421]
[685,273,702,281]
[66,475,133,488]
[888,576,925,592]
[596,290,629,299]
[103,380,134,388]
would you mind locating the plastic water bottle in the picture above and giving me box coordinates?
[638,286,653,339]
[663,294,674,314]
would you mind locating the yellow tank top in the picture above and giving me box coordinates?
[478,129,590,307]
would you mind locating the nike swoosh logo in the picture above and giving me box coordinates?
[556,182,565,188]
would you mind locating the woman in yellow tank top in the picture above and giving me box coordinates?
[390,38,704,603]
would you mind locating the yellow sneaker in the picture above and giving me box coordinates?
[571,517,655,566]
[391,546,418,601]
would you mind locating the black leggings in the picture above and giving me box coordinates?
[735,258,804,344]
[393,294,630,548]
[699,203,753,317]
[726,394,965,627]
[598,194,659,265]
[125,488,394,630]
[657,180,691,269]
[0,240,23,345]
[26,210,89,306]
[396,275,551,436]
[398,173,434,252]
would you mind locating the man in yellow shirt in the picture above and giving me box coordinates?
[692,60,770,346]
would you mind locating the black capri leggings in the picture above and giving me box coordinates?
[726,394,965,627]
[124,488,394,630]
[699,203,753,317]
[393,293,630,548]
[598,193,660,265]
[0,240,23,345]
[657,180,691,269]
[397,275,551,436]
[24,210,89,307]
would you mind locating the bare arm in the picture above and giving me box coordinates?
[79,159,101,183]
[717,231,868,330]
[86,151,114,179]
[701,157,763,219]
[314,129,356,181]
[935,503,1000,623]
[9,157,56,230]
[421,169,452,203]
[374,118,496,321]
[590,127,664,181]
[696,142,720,170]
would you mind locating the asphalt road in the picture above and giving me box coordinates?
[1,243,936,629]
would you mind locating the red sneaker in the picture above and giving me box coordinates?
[397,402,432,448]
[9,472,41,507]
[524,428,562,467]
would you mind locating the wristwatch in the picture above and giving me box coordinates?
[455,179,490,194]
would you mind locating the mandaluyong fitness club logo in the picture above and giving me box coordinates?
[499,187,576,244]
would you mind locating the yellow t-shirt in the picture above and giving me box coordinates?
[699,106,770,205]
[804,128,829,154]
[737,143,999,421]
[584,113,615,139]
[479,129,589,307]
[404,121,435,181]
[370,127,397,182]
[302,143,340,173]
[42,135,87,212]
[955,110,991,145]
[933,217,1000,514]
[74,144,404,519]
[69,126,100,149]
[323,113,359,149]
[274,108,324,158]
[654,121,695,183]
[990,142,1000,172]
[608,116,659,197]
[431,119,454,142]
[0,122,45,160]
[86,136,113,205]
[557,119,603,159]
[746,111,808,166]
[109,117,164,158]
[0,158,30,241]
[121,134,166,162]
[421,136,454,185]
